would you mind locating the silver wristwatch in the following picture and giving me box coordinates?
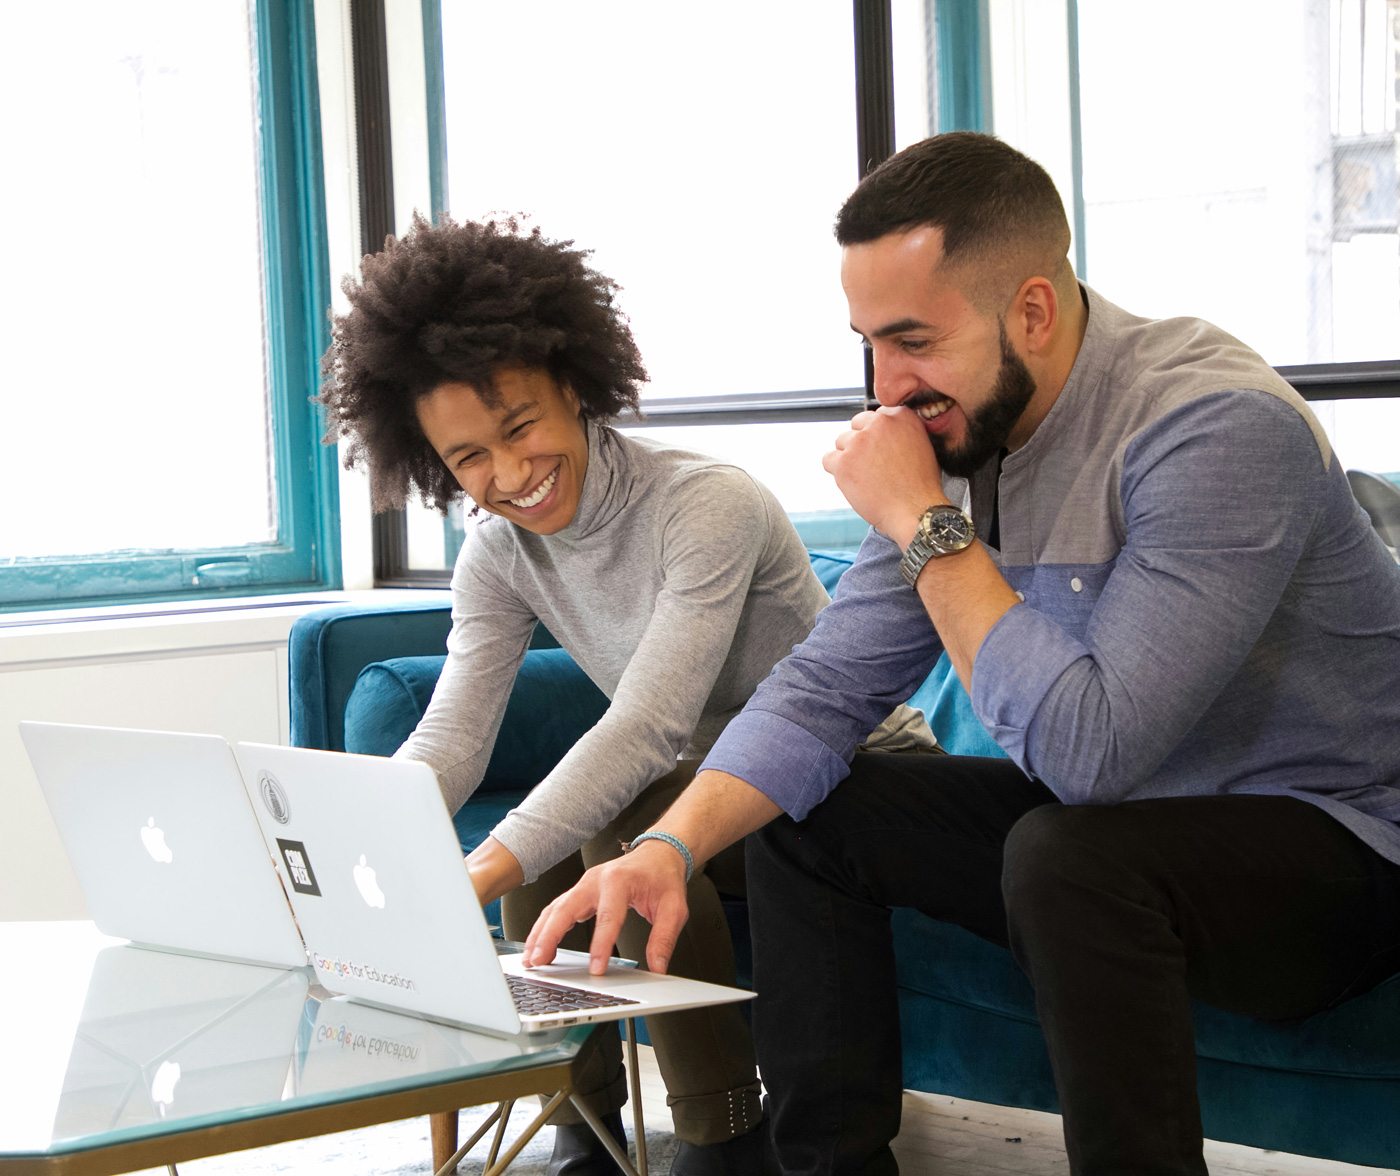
[898,504,977,587]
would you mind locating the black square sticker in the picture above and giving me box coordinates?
[276,838,322,897]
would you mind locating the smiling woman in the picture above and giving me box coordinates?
[416,369,590,535]
[319,215,645,517]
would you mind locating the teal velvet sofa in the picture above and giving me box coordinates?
[288,547,1400,1168]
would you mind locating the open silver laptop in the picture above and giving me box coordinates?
[20,722,309,970]
[231,741,754,1037]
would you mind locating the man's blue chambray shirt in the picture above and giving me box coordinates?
[701,287,1400,866]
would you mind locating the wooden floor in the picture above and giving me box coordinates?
[632,1045,1398,1176]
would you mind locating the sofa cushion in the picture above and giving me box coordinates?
[910,653,1007,759]
[344,646,610,793]
[894,908,1400,1082]
[893,909,1039,1023]
[290,601,455,753]
[806,548,859,594]
[1190,971,1400,1079]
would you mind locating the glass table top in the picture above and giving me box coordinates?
[0,922,589,1161]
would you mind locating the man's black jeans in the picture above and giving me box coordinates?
[747,752,1400,1176]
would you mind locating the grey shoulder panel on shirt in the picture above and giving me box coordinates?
[999,294,1333,571]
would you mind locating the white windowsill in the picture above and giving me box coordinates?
[0,588,452,669]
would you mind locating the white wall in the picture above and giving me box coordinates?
[0,606,298,920]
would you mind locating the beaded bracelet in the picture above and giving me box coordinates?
[626,830,694,883]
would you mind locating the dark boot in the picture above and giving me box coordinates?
[670,1118,772,1176]
[545,1111,628,1176]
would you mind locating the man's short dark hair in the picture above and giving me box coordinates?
[319,215,647,513]
[835,133,1071,294]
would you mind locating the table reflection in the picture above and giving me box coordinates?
[3,932,577,1156]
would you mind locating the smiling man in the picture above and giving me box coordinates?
[525,133,1400,1175]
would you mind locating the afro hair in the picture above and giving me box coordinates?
[319,214,647,512]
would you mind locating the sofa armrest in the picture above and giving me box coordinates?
[289,596,567,752]
[290,599,455,751]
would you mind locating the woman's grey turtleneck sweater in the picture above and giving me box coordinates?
[398,422,931,882]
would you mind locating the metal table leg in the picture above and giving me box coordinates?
[480,1089,575,1176]
[623,1017,648,1176]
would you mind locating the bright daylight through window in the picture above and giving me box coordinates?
[894,0,1400,476]
[399,0,862,571]
[403,0,1400,573]
[1,3,273,563]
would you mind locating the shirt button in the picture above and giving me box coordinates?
[1015,591,1026,601]
[1070,577,1083,592]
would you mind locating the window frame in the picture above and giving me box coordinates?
[372,0,1400,586]
[0,0,340,612]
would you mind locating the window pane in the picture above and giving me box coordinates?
[1075,0,1399,365]
[406,498,457,572]
[0,1,273,560]
[1314,397,1400,478]
[439,1,863,403]
[894,0,1399,368]
[618,421,853,515]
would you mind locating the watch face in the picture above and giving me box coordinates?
[923,507,975,551]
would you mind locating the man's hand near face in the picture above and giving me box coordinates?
[822,405,950,548]
[823,405,1023,693]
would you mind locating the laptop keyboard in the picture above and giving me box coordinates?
[506,973,640,1015]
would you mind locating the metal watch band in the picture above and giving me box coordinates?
[898,531,940,587]
[898,505,976,587]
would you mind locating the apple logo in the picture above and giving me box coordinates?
[352,855,386,908]
[140,818,173,864]
[151,1059,180,1112]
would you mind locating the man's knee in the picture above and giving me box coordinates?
[1003,804,1126,920]
[1003,804,1180,942]
[1003,805,1066,914]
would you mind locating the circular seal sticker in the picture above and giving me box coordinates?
[260,771,291,825]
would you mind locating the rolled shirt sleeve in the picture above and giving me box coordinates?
[972,390,1331,803]
[702,527,946,820]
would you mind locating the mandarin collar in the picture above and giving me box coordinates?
[550,420,637,543]
[1003,283,1116,471]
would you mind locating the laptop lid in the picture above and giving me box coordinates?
[233,741,523,1035]
[231,742,752,1035]
[19,722,308,970]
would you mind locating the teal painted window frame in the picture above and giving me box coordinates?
[933,0,1085,275]
[933,0,991,133]
[0,0,340,612]
[422,0,449,224]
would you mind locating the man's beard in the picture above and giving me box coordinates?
[932,320,1036,478]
